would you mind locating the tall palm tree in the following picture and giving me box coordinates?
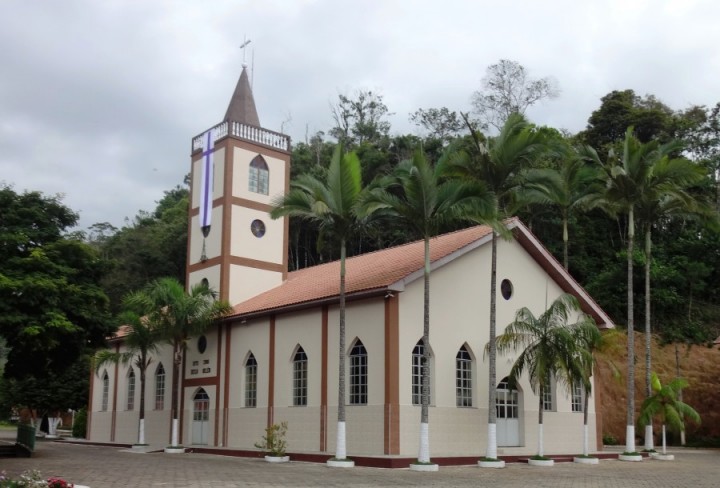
[94,309,162,445]
[523,145,602,270]
[638,372,700,456]
[361,148,494,466]
[127,277,231,448]
[493,293,597,458]
[584,127,664,454]
[270,145,367,464]
[447,112,546,460]
[635,150,708,450]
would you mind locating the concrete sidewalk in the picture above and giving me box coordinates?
[1,432,718,487]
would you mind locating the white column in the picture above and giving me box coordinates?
[625,425,636,453]
[418,422,430,463]
[486,423,497,459]
[336,421,347,459]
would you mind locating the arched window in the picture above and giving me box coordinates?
[126,368,136,410]
[245,353,257,408]
[412,339,430,406]
[155,363,166,410]
[456,345,472,407]
[249,155,269,195]
[292,346,308,406]
[571,381,584,412]
[101,371,109,411]
[349,340,368,405]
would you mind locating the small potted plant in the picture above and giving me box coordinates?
[255,421,289,463]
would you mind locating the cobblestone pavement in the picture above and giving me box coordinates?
[1,436,718,488]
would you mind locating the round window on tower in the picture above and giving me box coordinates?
[500,279,514,300]
[250,219,266,238]
[198,335,207,354]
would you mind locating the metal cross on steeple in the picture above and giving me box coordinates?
[240,37,252,67]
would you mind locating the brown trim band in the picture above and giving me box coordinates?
[189,196,225,216]
[594,371,602,450]
[384,294,400,455]
[320,306,329,452]
[228,256,285,273]
[187,257,223,273]
[230,196,274,213]
[183,376,220,388]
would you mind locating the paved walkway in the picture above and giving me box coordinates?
[1,434,719,487]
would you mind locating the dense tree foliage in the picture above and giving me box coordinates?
[0,186,113,415]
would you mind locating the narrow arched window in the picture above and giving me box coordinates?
[412,340,430,406]
[101,371,109,411]
[292,346,308,406]
[126,368,136,410]
[155,363,166,410]
[249,155,269,195]
[245,353,257,408]
[456,345,472,407]
[349,340,368,405]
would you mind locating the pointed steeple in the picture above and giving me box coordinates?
[224,65,260,127]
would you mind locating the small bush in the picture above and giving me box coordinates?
[602,433,618,445]
[254,421,288,457]
[72,408,87,439]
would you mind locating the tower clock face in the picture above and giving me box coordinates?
[250,219,266,238]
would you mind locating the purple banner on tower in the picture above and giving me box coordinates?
[199,130,214,235]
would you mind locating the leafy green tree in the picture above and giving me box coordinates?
[270,145,369,463]
[494,294,597,458]
[126,277,231,448]
[361,148,494,465]
[409,107,465,144]
[94,307,163,445]
[445,112,546,460]
[638,373,700,455]
[330,90,392,147]
[0,186,112,413]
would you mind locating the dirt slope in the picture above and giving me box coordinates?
[595,330,720,444]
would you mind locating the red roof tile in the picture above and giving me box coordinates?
[231,224,494,317]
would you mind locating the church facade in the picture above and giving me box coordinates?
[87,66,614,458]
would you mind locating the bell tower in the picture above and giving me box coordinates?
[186,64,290,304]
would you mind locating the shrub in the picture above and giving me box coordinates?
[254,421,288,457]
[72,408,86,439]
[602,433,618,445]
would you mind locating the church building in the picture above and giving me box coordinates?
[87,64,614,460]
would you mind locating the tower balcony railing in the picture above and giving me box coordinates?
[192,120,291,153]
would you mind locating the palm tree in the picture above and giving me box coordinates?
[583,127,659,454]
[569,321,606,457]
[94,309,162,445]
[361,148,494,465]
[522,145,602,270]
[447,112,546,460]
[270,145,367,464]
[493,293,597,458]
[635,150,708,450]
[127,277,231,449]
[638,372,700,456]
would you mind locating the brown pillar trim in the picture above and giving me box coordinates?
[87,359,95,440]
[593,367,602,450]
[320,306,329,452]
[179,348,187,445]
[220,138,234,303]
[267,316,276,427]
[214,323,223,447]
[110,343,120,442]
[223,322,232,447]
[282,153,290,280]
[384,294,400,455]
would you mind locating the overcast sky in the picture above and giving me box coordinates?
[1,0,718,231]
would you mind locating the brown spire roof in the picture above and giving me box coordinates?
[224,66,260,126]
